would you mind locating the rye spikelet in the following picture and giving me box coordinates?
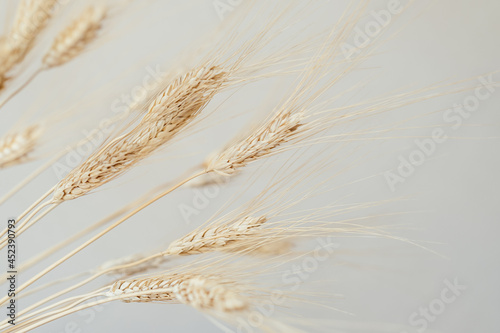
[43,6,106,68]
[106,274,248,312]
[206,110,305,176]
[51,66,227,202]
[165,216,267,255]
[0,125,41,168]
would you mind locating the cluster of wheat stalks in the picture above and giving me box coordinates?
[0,0,492,332]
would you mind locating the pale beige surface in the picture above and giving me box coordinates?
[0,1,499,332]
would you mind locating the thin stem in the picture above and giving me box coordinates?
[18,272,88,300]
[0,288,97,331]
[19,253,162,319]
[0,171,206,306]
[3,291,106,333]
[0,185,53,246]
[16,203,56,236]
[16,205,126,273]
[0,203,57,249]
[17,288,176,332]
[0,68,43,110]
[12,177,178,280]
[0,146,75,206]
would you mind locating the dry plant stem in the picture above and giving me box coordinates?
[17,272,87,301]
[0,68,42,109]
[2,293,96,332]
[12,175,175,279]
[5,292,108,333]
[16,185,55,222]
[0,171,206,306]
[13,290,170,332]
[0,203,57,249]
[0,186,54,241]
[16,203,129,275]
[0,142,79,205]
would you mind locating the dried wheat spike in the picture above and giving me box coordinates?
[51,66,227,202]
[206,111,305,176]
[107,274,248,312]
[43,6,106,68]
[0,0,58,80]
[165,216,267,255]
[0,125,41,168]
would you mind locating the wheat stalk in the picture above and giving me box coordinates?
[0,125,42,168]
[43,6,107,69]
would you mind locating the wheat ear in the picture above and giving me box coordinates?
[0,125,41,168]
[165,216,268,255]
[51,66,227,203]
[0,66,226,244]
[107,274,248,312]
[0,6,107,110]
[0,0,59,88]
[207,110,305,176]
[43,6,106,68]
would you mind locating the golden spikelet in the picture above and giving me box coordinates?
[43,6,107,68]
[165,216,267,255]
[206,110,305,176]
[107,274,248,312]
[0,125,41,168]
[51,66,227,202]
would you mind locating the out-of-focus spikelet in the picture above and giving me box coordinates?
[0,125,41,168]
[0,0,59,87]
[43,6,107,68]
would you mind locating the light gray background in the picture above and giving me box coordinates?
[0,0,499,332]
